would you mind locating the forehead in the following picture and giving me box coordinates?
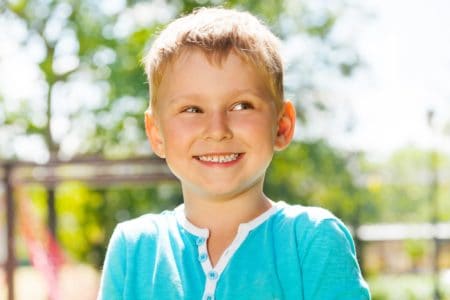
[155,49,273,105]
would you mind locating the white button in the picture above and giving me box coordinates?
[207,270,218,280]
[198,253,208,262]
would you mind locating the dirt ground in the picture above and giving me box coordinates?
[0,264,100,300]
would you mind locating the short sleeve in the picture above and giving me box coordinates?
[299,218,371,299]
[97,225,127,300]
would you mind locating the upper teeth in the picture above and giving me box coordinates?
[198,153,239,163]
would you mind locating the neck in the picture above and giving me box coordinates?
[181,185,273,234]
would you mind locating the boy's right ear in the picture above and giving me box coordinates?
[144,110,166,158]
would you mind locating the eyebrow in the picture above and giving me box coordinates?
[166,88,270,106]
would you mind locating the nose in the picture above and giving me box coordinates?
[203,111,233,141]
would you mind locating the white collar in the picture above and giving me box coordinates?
[174,201,284,237]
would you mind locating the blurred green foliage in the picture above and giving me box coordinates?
[404,239,429,271]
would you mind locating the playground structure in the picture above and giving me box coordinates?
[0,156,175,300]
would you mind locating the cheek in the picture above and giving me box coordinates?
[161,118,200,147]
[232,114,277,140]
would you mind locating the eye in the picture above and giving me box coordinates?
[182,106,202,113]
[232,102,254,111]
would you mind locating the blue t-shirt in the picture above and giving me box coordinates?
[98,202,370,299]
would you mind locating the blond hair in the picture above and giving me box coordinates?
[143,7,284,112]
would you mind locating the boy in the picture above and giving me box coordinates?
[98,7,370,300]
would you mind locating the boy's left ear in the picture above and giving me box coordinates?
[274,100,296,151]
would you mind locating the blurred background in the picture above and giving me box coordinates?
[1,0,449,299]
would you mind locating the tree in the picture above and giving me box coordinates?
[0,0,360,160]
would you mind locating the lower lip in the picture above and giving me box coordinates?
[195,154,244,167]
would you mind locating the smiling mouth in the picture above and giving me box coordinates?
[195,153,242,163]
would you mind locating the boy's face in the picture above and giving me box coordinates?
[145,49,295,201]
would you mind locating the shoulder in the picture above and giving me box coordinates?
[274,202,355,253]
[276,202,335,222]
[99,210,178,298]
[113,209,177,244]
[274,202,341,230]
[271,203,370,298]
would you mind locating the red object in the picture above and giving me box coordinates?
[19,196,65,300]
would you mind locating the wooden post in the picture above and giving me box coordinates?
[430,150,441,300]
[4,163,15,300]
[47,187,57,238]
[428,110,441,300]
